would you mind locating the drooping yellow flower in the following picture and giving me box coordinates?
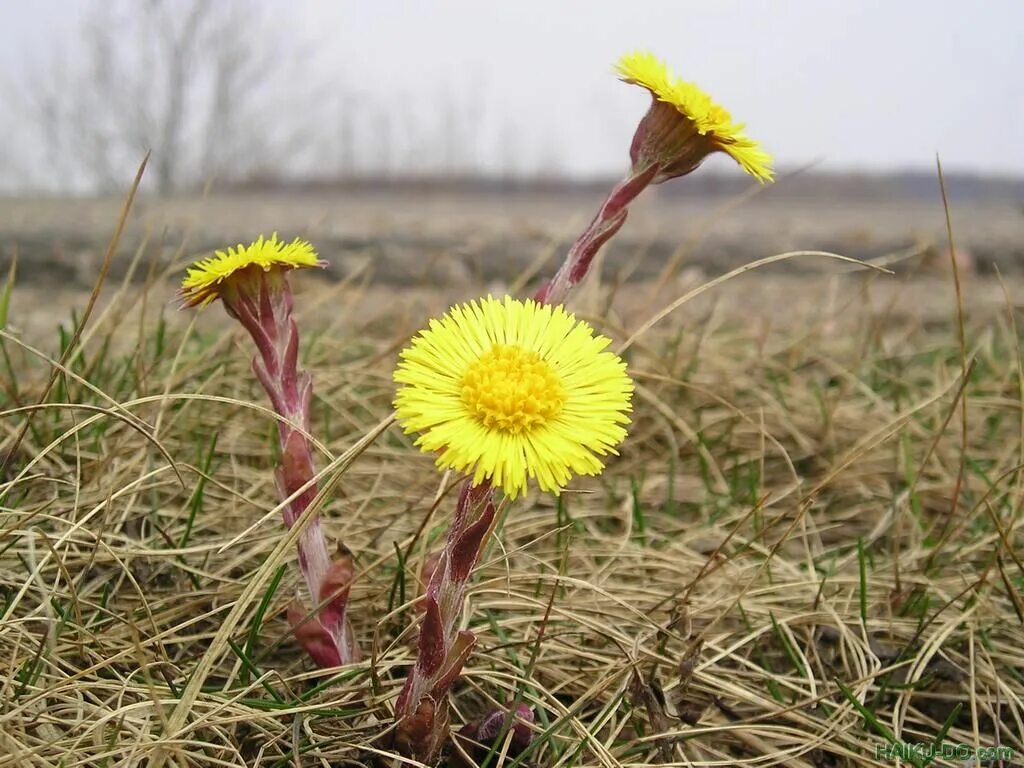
[616,50,773,183]
[394,296,634,499]
[180,233,324,307]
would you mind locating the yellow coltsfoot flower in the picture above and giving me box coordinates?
[616,50,773,183]
[179,232,324,307]
[394,295,634,499]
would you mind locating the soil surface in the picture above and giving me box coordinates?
[2,183,1022,340]
[2,184,1022,286]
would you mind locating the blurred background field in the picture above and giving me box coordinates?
[3,175,1024,347]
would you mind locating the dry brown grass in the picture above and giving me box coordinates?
[1,225,1023,768]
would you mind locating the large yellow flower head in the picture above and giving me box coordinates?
[394,296,634,499]
[180,233,324,307]
[616,50,773,183]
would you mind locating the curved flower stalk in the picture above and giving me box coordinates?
[536,50,774,306]
[180,233,359,667]
[391,296,633,762]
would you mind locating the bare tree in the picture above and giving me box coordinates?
[7,1,515,193]
[15,0,324,193]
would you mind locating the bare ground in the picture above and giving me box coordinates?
[1,185,1022,294]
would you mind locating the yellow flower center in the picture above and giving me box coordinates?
[461,344,565,433]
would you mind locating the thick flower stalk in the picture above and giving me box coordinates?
[392,482,496,761]
[180,234,359,667]
[391,295,633,762]
[536,50,773,305]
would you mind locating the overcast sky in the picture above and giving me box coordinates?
[1,0,1022,185]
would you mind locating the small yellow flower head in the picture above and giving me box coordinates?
[180,233,325,307]
[616,50,773,183]
[394,296,634,499]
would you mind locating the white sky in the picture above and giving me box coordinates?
[1,0,1022,180]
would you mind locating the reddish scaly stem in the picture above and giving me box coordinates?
[393,482,496,763]
[222,268,359,667]
[535,162,659,306]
